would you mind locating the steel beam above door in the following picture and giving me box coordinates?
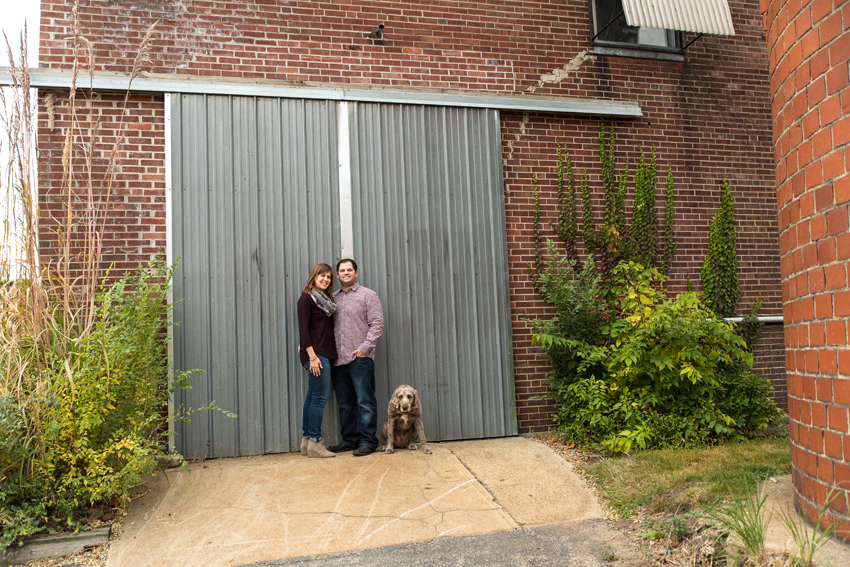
[6,69,644,118]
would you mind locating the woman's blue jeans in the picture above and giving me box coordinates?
[302,355,331,442]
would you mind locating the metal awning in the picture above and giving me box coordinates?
[622,0,736,36]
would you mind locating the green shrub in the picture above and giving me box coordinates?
[0,261,204,551]
[526,242,609,393]
[717,368,781,438]
[38,264,186,508]
[530,259,778,453]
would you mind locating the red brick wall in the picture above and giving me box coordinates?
[38,1,782,433]
[36,91,166,277]
[762,0,850,538]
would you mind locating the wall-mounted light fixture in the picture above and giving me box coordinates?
[368,23,385,44]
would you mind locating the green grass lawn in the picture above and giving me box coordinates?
[581,437,792,517]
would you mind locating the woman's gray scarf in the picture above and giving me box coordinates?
[311,289,336,317]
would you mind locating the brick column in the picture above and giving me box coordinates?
[763,0,850,536]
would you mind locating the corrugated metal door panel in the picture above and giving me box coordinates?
[349,103,516,441]
[256,97,287,453]
[347,104,391,427]
[232,97,264,456]
[256,98,342,454]
[401,107,440,441]
[172,95,340,458]
[281,99,312,452]
[422,107,464,441]
[206,95,239,458]
[472,108,515,435]
[173,94,215,459]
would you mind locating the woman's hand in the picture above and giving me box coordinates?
[309,356,323,376]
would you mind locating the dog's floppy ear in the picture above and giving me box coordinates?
[412,390,418,409]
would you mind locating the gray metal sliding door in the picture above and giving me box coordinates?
[170,94,340,459]
[348,103,516,442]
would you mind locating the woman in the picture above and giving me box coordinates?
[297,263,338,458]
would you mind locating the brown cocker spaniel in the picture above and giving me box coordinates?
[377,384,432,454]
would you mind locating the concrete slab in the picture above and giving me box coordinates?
[107,444,523,567]
[87,437,850,567]
[444,437,603,526]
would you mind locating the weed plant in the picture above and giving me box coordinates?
[639,512,694,544]
[599,543,617,562]
[779,487,849,567]
[707,483,771,565]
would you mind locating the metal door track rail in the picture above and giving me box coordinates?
[0,68,644,118]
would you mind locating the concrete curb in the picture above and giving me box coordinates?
[0,526,110,567]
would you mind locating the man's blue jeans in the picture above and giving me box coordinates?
[302,355,332,442]
[331,357,378,449]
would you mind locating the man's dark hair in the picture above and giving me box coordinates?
[336,258,358,272]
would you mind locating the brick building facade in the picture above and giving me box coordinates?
[762,0,850,537]
[35,0,783,433]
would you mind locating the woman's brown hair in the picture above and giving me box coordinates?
[302,263,335,296]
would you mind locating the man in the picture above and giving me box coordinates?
[328,259,384,456]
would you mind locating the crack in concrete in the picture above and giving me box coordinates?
[350,466,390,544]
[447,446,522,527]
[361,479,476,542]
[311,459,381,539]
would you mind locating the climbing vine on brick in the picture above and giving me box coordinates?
[529,120,678,286]
[630,148,659,270]
[598,121,628,275]
[529,174,544,294]
[661,164,677,277]
[554,143,579,267]
[580,171,599,253]
[701,179,740,318]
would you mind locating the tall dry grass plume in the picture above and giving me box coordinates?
[1,2,158,386]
